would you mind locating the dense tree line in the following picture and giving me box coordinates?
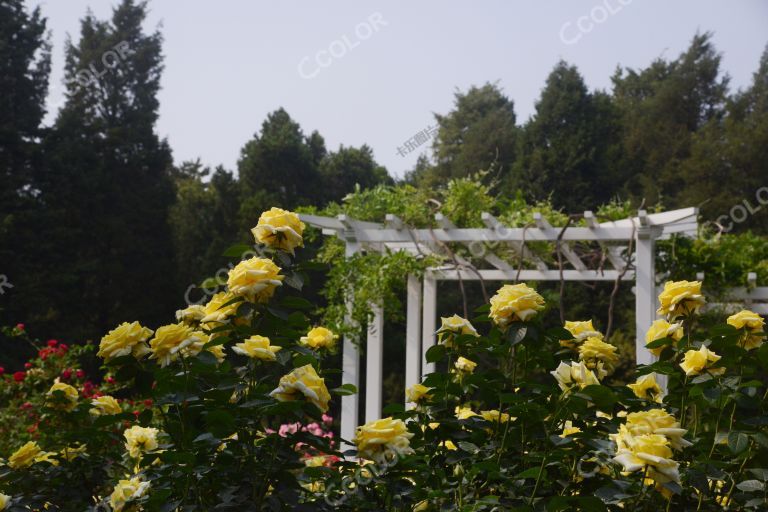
[1,0,766,349]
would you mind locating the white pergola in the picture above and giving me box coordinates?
[301,207,700,442]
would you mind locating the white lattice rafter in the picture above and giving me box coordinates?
[300,207,700,441]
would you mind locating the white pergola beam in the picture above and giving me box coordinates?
[340,241,361,447]
[481,212,549,271]
[405,275,422,406]
[533,213,587,271]
[431,268,635,281]
[421,275,437,377]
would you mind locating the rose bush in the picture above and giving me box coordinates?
[1,206,767,511]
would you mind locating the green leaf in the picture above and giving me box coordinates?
[577,385,619,410]
[515,466,546,479]
[331,384,358,396]
[425,344,446,363]
[728,431,749,454]
[222,244,253,257]
[737,480,765,492]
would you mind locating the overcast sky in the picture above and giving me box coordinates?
[31,0,768,178]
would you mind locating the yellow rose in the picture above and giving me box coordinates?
[437,315,479,347]
[200,291,241,327]
[560,320,602,349]
[90,395,122,416]
[455,406,478,420]
[480,409,512,423]
[270,364,331,413]
[405,383,431,404]
[175,304,205,325]
[645,319,684,357]
[440,440,458,451]
[300,326,339,351]
[109,476,150,512]
[149,323,207,367]
[353,417,414,462]
[251,207,306,254]
[560,421,581,438]
[232,335,282,361]
[227,257,284,302]
[98,321,153,362]
[454,356,477,374]
[627,374,663,402]
[614,409,691,451]
[680,345,724,376]
[47,382,79,411]
[727,309,765,350]
[578,337,619,378]
[124,425,160,459]
[612,433,680,485]
[205,343,226,363]
[8,441,42,469]
[0,493,9,510]
[551,361,601,393]
[489,283,545,328]
[656,280,706,319]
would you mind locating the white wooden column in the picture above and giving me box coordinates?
[405,274,422,405]
[365,303,384,423]
[634,218,656,366]
[421,274,437,377]
[340,242,360,446]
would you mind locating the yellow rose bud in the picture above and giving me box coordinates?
[98,321,153,362]
[437,314,479,347]
[645,319,684,357]
[175,304,205,325]
[489,283,545,328]
[627,374,663,402]
[270,364,331,413]
[227,257,284,303]
[727,309,765,350]
[480,409,513,423]
[657,280,706,319]
[299,326,339,351]
[90,395,122,416]
[353,417,414,463]
[0,493,9,510]
[680,345,724,376]
[578,336,619,378]
[47,382,79,411]
[551,361,601,394]
[8,441,43,469]
[124,425,160,459]
[405,383,431,404]
[59,443,87,462]
[109,476,150,512]
[454,356,477,374]
[251,207,306,254]
[232,335,282,361]
[560,320,602,349]
[149,323,207,367]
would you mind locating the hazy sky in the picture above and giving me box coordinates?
[31,0,768,178]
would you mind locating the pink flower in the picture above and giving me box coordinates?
[15,323,25,331]
[322,414,333,425]
[47,339,58,347]
[24,362,32,369]
[0,366,4,375]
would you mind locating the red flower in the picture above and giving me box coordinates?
[20,402,33,410]
[61,369,72,380]
[106,376,116,384]
[143,399,153,408]
[0,366,4,375]
[76,369,85,379]
[24,362,33,369]
[47,339,58,347]
[58,343,69,353]
[13,371,26,382]
[15,323,25,331]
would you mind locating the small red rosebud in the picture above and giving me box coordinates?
[13,371,25,382]
[20,402,32,410]
[133,410,140,418]
[76,369,85,379]
[143,399,153,408]
[15,323,25,331]
[106,376,116,384]
[61,369,72,380]
[0,366,5,375]
[47,339,58,347]
[24,362,33,369]
[58,343,69,352]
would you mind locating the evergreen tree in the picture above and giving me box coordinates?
[319,144,391,203]
[509,61,624,211]
[33,0,176,340]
